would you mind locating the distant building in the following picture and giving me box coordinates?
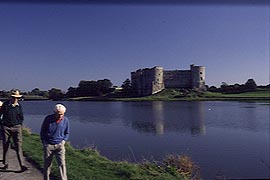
[131,64,206,96]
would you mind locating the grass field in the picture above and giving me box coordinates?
[115,88,270,101]
[204,89,270,98]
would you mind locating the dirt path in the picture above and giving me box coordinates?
[0,140,43,180]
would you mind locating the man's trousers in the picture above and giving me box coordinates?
[43,141,67,180]
[2,125,24,167]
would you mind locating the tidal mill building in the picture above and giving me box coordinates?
[131,64,206,96]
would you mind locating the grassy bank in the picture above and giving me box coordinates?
[2,88,267,102]
[22,129,197,180]
[112,88,270,101]
[67,88,270,102]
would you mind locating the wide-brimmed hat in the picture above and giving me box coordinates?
[11,89,23,98]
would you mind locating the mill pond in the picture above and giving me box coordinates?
[21,100,270,179]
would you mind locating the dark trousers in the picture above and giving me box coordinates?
[2,125,24,167]
[0,125,3,140]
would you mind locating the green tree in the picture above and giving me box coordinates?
[66,87,78,98]
[245,78,257,91]
[121,79,131,91]
[77,79,113,96]
[208,86,218,92]
[48,88,64,100]
[121,78,133,97]
[31,88,41,95]
[97,79,113,94]
[40,91,49,98]
[78,80,98,96]
[65,79,114,98]
[29,88,49,97]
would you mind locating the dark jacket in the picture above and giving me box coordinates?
[0,101,24,126]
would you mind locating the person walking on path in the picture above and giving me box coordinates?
[0,89,28,172]
[40,104,70,180]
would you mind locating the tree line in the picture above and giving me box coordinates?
[0,78,132,100]
[207,78,268,93]
[0,78,268,100]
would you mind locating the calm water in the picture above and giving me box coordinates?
[21,101,270,179]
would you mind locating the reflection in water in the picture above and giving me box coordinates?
[152,101,164,135]
[76,102,121,124]
[62,101,206,136]
[243,106,257,131]
[125,101,206,136]
[190,102,206,135]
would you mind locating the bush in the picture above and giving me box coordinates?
[164,155,202,180]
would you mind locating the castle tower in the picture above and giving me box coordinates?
[152,66,164,94]
[131,66,164,96]
[190,64,206,90]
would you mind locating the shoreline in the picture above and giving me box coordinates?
[21,129,190,180]
[1,88,269,102]
[58,96,270,102]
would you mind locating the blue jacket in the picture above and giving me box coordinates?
[40,114,70,145]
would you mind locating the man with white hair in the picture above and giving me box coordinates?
[40,104,70,180]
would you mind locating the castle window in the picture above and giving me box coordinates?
[200,72,203,74]
[200,77,203,80]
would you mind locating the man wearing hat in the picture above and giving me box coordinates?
[0,89,28,171]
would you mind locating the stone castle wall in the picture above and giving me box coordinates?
[163,70,192,88]
[131,64,205,96]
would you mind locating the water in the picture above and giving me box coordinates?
[21,100,270,179]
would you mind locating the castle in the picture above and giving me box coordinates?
[131,64,206,96]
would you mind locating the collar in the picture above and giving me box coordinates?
[56,117,64,124]
[9,101,20,107]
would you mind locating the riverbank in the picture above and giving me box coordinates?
[1,89,268,102]
[21,128,193,180]
[68,88,270,102]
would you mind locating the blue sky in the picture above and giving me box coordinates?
[0,2,269,91]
